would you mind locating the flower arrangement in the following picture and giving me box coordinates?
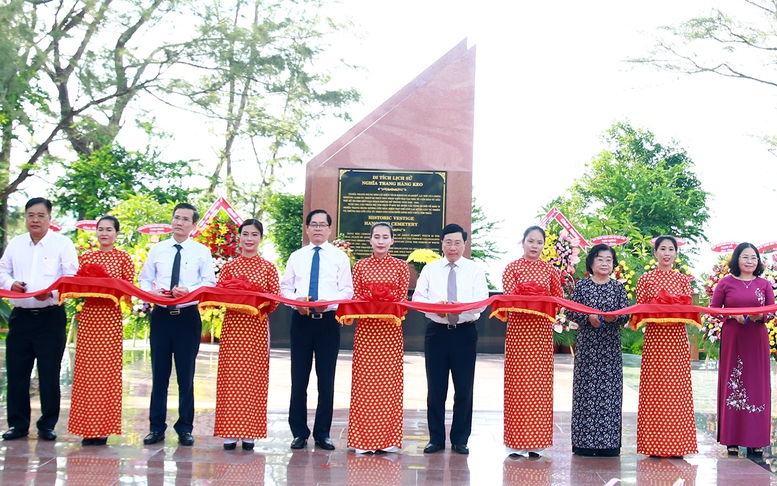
[332,235,357,266]
[541,229,581,296]
[74,231,99,255]
[612,259,637,301]
[765,318,777,361]
[194,212,239,261]
[406,248,442,274]
[704,255,731,298]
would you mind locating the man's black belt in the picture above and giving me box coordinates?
[432,319,477,329]
[153,305,199,316]
[15,305,59,315]
[308,310,335,320]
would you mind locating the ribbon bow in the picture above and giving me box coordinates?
[510,282,548,296]
[76,264,111,278]
[362,283,397,302]
[651,289,692,305]
[217,274,264,293]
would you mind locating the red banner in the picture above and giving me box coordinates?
[191,197,244,238]
[591,235,628,246]
[711,241,739,253]
[75,220,97,231]
[539,207,590,248]
[138,224,173,235]
[758,241,777,253]
[650,236,687,247]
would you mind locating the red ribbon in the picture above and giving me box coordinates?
[2,276,776,326]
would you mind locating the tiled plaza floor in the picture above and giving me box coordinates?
[0,342,776,485]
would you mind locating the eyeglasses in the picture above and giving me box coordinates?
[173,215,192,223]
[443,240,464,248]
[739,256,759,262]
[25,212,49,220]
[308,223,329,229]
[594,258,613,264]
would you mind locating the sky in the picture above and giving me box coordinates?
[109,0,777,288]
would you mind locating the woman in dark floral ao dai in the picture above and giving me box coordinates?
[566,244,629,456]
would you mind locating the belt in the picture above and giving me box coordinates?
[307,310,335,320]
[432,319,477,330]
[153,305,199,316]
[15,305,59,315]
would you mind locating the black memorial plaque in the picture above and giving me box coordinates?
[337,169,446,260]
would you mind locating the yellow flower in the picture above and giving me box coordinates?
[649,259,656,265]
[644,265,650,270]
[627,292,633,299]
[76,304,83,312]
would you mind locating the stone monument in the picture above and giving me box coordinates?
[303,39,476,262]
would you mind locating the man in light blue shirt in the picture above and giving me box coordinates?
[139,203,216,446]
[280,209,353,450]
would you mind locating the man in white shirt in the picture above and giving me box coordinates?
[412,223,488,455]
[139,203,216,446]
[280,209,353,450]
[0,197,78,441]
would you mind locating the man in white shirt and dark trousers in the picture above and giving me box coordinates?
[139,203,216,446]
[412,223,488,455]
[281,209,353,451]
[0,197,79,441]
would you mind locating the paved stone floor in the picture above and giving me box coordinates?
[0,342,776,485]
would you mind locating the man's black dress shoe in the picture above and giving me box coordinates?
[242,441,255,451]
[314,437,335,450]
[223,442,237,450]
[178,432,195,446]
[143,431,165,445]
[38,429,56,441]
[423,443,443,454]
[2,427,28,440]
[290,437,307,449]
[451,444,469,455]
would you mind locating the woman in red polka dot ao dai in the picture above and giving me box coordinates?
[347,222,409,454]
[501,226,563,458]
[69,215,135,446]
[635,235,697,457]
[214,219,280,451]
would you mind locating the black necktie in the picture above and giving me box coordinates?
[170,244,183,291]
[308,246,321,301]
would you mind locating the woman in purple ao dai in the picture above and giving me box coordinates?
[710,242,774,457]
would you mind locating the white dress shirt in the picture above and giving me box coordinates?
[139,237,216,307]
[0,230,79,308]
[280,241,354,312]
[412,256,489,324]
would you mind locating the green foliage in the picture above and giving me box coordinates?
[165,0,360,205]
[265,193,303,269]
[110,194,177,249]
[54,144,197,220]
[570,122,710,246]
[622,327,645,355]
[471,197,505,290]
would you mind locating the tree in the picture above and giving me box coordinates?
[265,192,303,269]
[631,1,777,89]
[53,143,198,220]
[567,122,710,247]
[164,0,359,208]
[0,0,193,249]
[470,197,504,290]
